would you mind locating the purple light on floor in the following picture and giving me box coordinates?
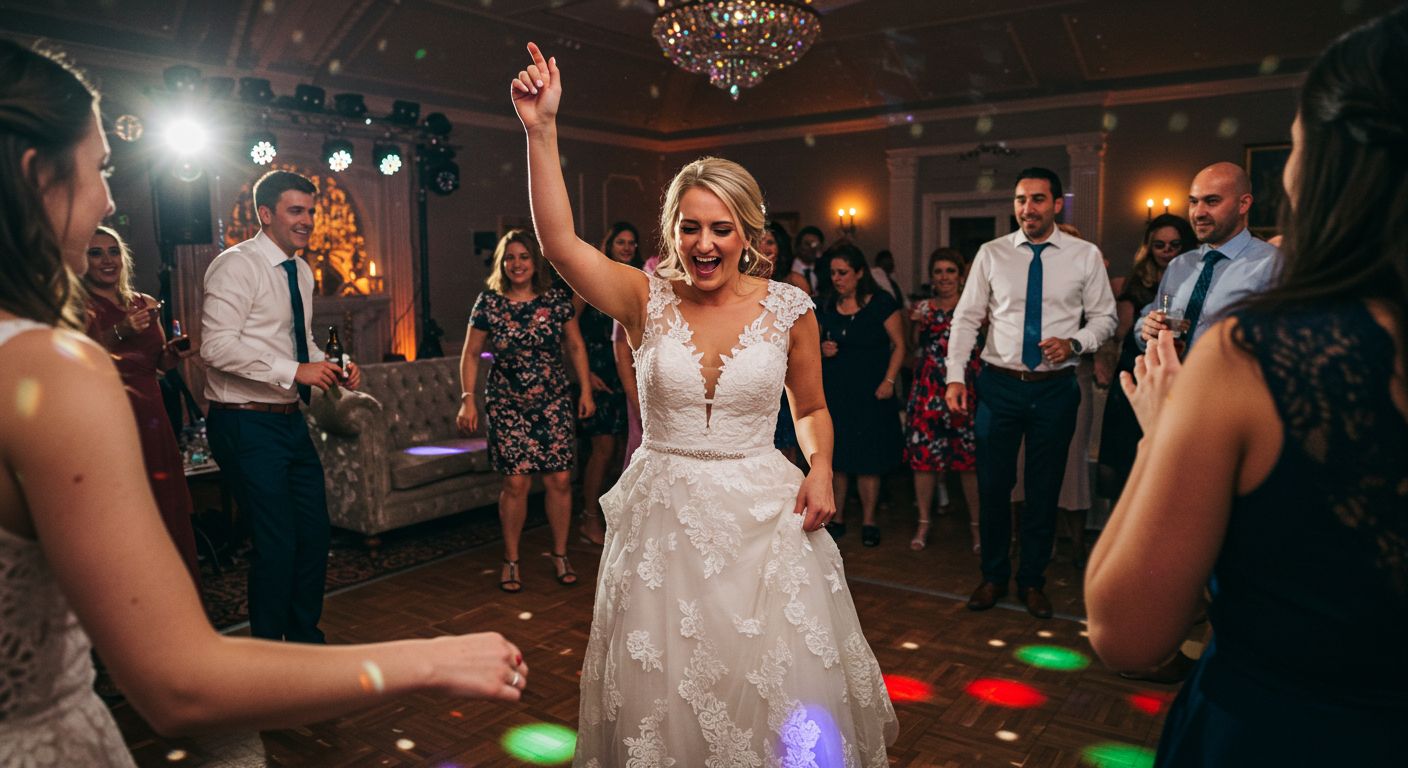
[794,703,844,767]
[403,446,469,456]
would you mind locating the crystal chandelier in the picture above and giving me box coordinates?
[653,0,821,100]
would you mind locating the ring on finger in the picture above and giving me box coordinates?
[510,671,521,687]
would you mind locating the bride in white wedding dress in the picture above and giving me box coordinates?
[512,44,897,766]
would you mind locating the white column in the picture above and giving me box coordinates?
[1066,140,1106,247]
[887,153,919,293]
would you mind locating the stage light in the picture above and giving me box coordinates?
[324,138,354,172]
[172,159,203,183]
[163,118,208,156]
[430,160,459,194]
[334,93,367,119]
[294,84,326,111]
[249,132,278,165]
[238,77,275,104]
[423,112,452,137]
[374,143,403,176]
[113,114,144,143]
[163,65,201,94]
[389,99,420,126]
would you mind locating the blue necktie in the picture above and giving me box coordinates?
[1022,242,1050,370]
[1182,250,1226,341]
[282,259,311,404]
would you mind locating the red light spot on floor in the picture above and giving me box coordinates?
[450,710,463,718]
[883,674,934,703]
[963,678,1048,709]
[1128,691,1175,715]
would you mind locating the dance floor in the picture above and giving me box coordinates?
[113,492,1185,767]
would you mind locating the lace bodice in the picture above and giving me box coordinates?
[635,276,813,454]
[0,318,136,765]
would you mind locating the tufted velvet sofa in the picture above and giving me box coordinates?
[306,356,515,542]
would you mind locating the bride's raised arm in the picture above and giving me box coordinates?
[511,42,648,332]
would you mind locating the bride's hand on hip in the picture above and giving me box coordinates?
[793,467,835,533]
[510,42,561,131]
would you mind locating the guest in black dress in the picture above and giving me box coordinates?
[818,243,905,547]
[763,221,804,462]
[1096,214,1194,503]
[1087,9,1408,764]
[574,221,639,545]
[457,230,594,592]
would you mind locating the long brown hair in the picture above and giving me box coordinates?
[1234,6,1408,359]
[485,229,554,295]
[0,40,100,329]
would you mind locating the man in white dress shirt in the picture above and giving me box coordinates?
[201,170,360,642]
[944,167,1116,619]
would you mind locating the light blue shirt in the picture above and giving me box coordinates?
[1136,227,1281,349]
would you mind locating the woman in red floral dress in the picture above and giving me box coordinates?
[905,248,982,552]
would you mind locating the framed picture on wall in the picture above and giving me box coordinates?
[1243,142,1292,239]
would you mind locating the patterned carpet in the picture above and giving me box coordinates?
[199,502,547,630]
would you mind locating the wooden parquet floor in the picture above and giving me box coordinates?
[114,486,1183,767]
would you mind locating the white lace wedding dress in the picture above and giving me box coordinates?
[0,319,137,766]
[574,277,897,767]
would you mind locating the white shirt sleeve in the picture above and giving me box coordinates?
[944,245,991,385]
[1076,248,1118,351]
[200,254,301,388]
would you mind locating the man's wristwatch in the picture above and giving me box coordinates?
[1068,338,1084,355]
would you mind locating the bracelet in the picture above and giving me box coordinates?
[113,324,126,342]
[460,392,474,401]
[884,377,896,384]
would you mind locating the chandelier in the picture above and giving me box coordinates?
[652,0,821,100]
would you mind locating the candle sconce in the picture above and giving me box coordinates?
[837,207,858,237]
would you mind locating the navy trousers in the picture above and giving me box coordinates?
[974,368,1080,591]
[207,408,329,642]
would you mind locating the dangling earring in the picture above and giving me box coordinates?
[739,249,753,273]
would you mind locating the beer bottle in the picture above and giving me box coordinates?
[324,325,350,397]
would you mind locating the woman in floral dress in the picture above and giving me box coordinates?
[906,248,982,552]
[457,230,594,592]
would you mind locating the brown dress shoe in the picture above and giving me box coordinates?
[1019,586,1053,619]
[967,581,1008,611]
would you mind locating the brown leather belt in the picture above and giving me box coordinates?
[985,364,1076,383]
[208,400,301,414]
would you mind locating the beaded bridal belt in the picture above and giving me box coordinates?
[641,441,774,461]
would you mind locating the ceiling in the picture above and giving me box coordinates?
[0,0,1395,138]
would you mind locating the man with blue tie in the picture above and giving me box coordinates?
[945,167,1117,618]
[1138,162,1281,350]
[201,170,361,642]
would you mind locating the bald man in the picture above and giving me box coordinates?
[1138,162,1282,350]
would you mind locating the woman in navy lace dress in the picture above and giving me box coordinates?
[1086,9,1408,765]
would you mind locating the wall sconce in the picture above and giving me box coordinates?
[1146,197,1173,221]
[369,260,384,293]
[837,207,858,236]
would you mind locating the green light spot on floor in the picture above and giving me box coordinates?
[415,48,428,60]
[1081,742,1156,768]
[1015,644,1091,671]
[501,723,576,765]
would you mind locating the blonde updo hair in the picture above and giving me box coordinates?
[655,157,771,284]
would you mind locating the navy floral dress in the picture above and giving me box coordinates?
[904,299,980,471]
[469,287,577,475]
[576,303,627,437]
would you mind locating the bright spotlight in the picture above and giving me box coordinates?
[324,138,354,172]
[164,118,208,156]
[249,132,278,165]
[374,143,403,175]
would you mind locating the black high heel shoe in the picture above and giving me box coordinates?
[499,559,522,593]
[550,552,578,586]
[862,525,881,547]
